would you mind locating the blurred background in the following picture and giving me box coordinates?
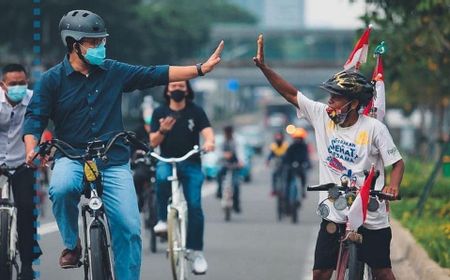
[1,0,449,278]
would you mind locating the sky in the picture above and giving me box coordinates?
[305,0,368,29]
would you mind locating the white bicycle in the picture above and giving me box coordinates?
[149,146,201,280]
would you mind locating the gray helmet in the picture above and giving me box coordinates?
[59,10,109,46]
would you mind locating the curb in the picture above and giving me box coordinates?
[391,218,450,280]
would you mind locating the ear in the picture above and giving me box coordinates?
[0,81,7,92]
[350,99,359,110]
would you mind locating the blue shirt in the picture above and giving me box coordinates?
[24,56,169,167]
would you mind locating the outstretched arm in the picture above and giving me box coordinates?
[253,34,299,108]
[169,40,224,82]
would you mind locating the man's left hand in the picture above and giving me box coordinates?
[202,141,215,153]
[201,40,224,74]
[383,185,399,198]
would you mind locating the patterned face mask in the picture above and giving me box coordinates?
[326,101,353,125]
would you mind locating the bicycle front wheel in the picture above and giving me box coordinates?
[89,224,113,280]
[0,210,12,280]
[168,209,187,280]
[346,242,364,280]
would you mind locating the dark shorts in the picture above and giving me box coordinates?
[313,219,392,270]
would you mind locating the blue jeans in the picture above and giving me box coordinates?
[156,161,205,250]
[49,157,141,280]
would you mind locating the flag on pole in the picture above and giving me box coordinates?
[343,24,373,71]
[363,41,386,121]
[348,165,375,231]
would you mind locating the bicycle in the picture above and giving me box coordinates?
[220,163,240,222]
[131,150,159,253]
[0,164,25,280]
[307,170,400,280]
[145,146,202,280]
[275,163,300,223]
[34,131,145,280]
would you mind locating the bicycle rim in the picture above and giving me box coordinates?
[168,209,186,280]
[89,225,113,280]
[0,210,12,280]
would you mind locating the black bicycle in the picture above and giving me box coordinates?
[0,164,25,280]
[307,170,400,280]
[131,149,159,253]
[275,163,301,223]
[35,131,146,280]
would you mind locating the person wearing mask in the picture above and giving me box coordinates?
[150,80,215,275]
[0,64,42,280]
[23,10,223,280]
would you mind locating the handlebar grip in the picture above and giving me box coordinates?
[125,132,151,153]
[307,183,337,191]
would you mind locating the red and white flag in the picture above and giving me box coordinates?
[343,25,372,71]
[348,165,375,231]
[363,42,386,121]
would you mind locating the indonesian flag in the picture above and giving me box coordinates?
[348,165,375,231]
[343,25,372,70]
[363,45,386,121]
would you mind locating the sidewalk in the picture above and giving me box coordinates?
[391,219,450,280]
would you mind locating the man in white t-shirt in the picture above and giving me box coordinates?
[253,35,404,280]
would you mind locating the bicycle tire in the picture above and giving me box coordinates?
[0,210,12,280]
[149,193,158,253]
[89,225,113,280]
[225,207,231,221]
[168,209,186,280]
[346,242,364,280]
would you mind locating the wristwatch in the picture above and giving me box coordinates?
[158,129,167,135]
[196,63,204,76]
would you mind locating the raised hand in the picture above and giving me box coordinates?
[159,116,176,133]
[253,34,265,68]
[201,40,224,74]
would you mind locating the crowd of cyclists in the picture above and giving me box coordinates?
[0,9,404,280]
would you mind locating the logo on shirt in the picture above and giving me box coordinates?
[188,119,194,132]
[327,138,359,163]
[326,156,347,172]
[355,131,369,145]
[387,147,398,156]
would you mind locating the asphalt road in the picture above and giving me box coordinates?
[34,156,322,280]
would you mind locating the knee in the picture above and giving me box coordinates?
[48,182,79,202]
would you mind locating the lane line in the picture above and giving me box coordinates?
[38,181,217,236]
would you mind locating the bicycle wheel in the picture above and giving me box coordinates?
[346,242,364,280]
[0,210,12,280]
[89,224,113,280]
[149,193,158,253]
[168,209,186,280]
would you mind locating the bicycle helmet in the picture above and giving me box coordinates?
[59,10,109,46]
[320,70,374,106]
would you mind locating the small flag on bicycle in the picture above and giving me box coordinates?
[343,25,372,71]
[348,165,375,231]
[363,41,386,121]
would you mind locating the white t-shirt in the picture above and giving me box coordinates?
[296,91,402,229]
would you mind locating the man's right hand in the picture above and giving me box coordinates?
[24,135,39,167]
[159,116,177,134]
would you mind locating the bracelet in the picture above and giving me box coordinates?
[196,63,204,76]
[158,129,167,135]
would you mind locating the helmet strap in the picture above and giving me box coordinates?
[74,42,90,66]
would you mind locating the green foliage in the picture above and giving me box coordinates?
[389,157,450,267]
[356,0,450,113]
[0,0,256,65]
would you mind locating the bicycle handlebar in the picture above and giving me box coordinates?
[307,183,401,200]
[149,146,201,163]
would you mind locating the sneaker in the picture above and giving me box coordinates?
[153,221,168,234]
[192,251,208,275]
[59,240,82,269]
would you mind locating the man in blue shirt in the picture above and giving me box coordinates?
[23,10,223,280]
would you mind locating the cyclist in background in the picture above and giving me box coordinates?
[254,34,404,280]
[266,131,289,196]
[23,10,223,280]
[216,125,245,213]
[283,128,311,199]
[0,64,41,280]
[150,80,215,275]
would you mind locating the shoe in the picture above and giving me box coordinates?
[18,264,35,280]
[192,251,208,275]
[153,221,168,234]
[59,240,82,269]
[233,205,241,213]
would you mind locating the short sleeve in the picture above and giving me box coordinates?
[296,91,327,126]
[373,122,402,167]
[195,106,211,132]
[112,61,169,92]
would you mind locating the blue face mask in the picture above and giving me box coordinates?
[82,42,106,65]
[6,85,27,103]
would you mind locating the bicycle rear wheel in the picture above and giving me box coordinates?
[89,224,113,280]
[168,209,187,280]
[0,210,12,280]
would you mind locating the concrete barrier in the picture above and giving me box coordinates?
[391,218,450,280]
